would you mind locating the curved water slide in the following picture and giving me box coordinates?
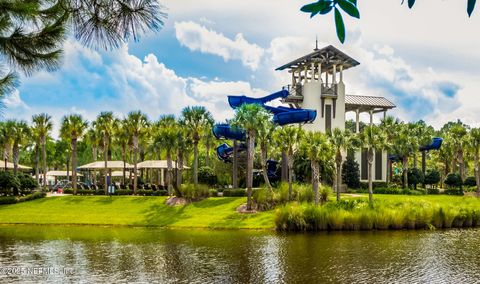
[214,90,317,163]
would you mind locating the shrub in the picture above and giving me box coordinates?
[373,187,402,194]
[63,188,73,194]
[319,186,331,204]
[407,168,424,189]
[464,176,477,187]
[424,169,441,186]
[17,174,38,190]
[115,189,133,196]
[223,189,247,197]
[0,171,21,194]
[136,189,153,196]
[77,189,95,195]
[427,187,440,194]
[360,181,388,189]
[198,166,218,186]
[153,190,168,196]
[444,173,463,189]
[444,188,464,196]
[253,188,276,211]
[342,155,360,189]
[18,192,46,202]
[180,184,210,200]
[209,189,218,197]
[0,196,17,205]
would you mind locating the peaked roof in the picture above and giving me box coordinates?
[275,45,360,71]
[78,161,133,169]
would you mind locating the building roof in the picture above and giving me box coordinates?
[1,162,31,170]
[136,160,190,169]
[345,95,396,113]
[276,45,360,72]
[78,161,133,169]
[46,171,83,177]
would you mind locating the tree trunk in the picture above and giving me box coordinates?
[13,144,19,175]
[122,145,126,186]
[459,151,465,182]
[288,152,294,201]
[66,156,70,182]
[72,140,78,195]
[403,156,409,189]
[475,152,480,196]
[176,150,183,190]
[367,148,374,203]
[133,136,138,194]
[312,160,320,206]
[35,145,40,184]
[205,142,210,167]
[42,138,47,188]
[246,133,255,211]
[281,150,288,182]
[413,151,418,169]
[104,138,109,195]
[232,140,238,189]
[336,150,342,201]
[193,141,199,186]
[260,144,272,192]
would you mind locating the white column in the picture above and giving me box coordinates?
[383,110,387,120]
[318,63,322,83]
[339,65,344,82]
[369,110,373,126]
[333,64,337,84]
[311,62,315,81]
[355,109,360,133]
[160,168,164,186]
[304,65,308,83]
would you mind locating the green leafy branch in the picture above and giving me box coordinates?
[302,0,477,44]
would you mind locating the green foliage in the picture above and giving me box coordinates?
[342,155,360,189]
[0,196,17,205]
[360,181,388,189]
[198,166,218,186]
[300,0,359,43]
[464,176,477,187]
[444,188,464,196]
[424,169,441,186]
[17,174,38,190]
[180,184,210,200]
[407,168,424,188]
[444,173,463,189]
[0,192,45,205]
[136,189,154,196]
[223,189,247,197]
[0,172,21,192]
[276,196,480,231]
[427,187,440,194]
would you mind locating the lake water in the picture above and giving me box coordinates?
[0,225,479,283]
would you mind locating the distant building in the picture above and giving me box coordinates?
[276,45,395,182]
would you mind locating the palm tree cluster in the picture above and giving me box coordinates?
[3,104,480,202]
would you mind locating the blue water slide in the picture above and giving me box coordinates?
[228,90,289,109]
[419,137,443,151]
[273,109,317,126]
[212,124,246,141]
[216,143,247,163]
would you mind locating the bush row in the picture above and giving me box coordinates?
[0,192,46,205]
[276,199,480,231]
[62,188,169,196]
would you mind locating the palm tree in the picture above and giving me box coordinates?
[60,114,88,195]
[86,128,102,186]
[257,119,276,192]
[0,120,15,170]
[203,123,215,167]
[232,104,272,210]
[116,120,132,186]
[302,131,334,205]
[181,106,213,187]
[360,125,387,202]
[32,114,53,187]
[94,112,118,194]
[124,111,149,194]
[0,1,166,96]
[447,123,468,181]
[275,125,303,199]
[155,115,182,197]
[393,123,419,189]
[380,116,400,183]
[468,128,480,195]
[175,120,189,189]
[10,120,30,175]
[329,128,358,201]
[412,120,434,169]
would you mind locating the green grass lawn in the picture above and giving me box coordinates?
[1,194,480,231]
[0,196,275,229]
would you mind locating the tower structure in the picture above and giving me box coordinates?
[276,45,396,183]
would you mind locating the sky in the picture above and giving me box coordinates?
[3,0,480,136]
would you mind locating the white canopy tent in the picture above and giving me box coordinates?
[2,162,32,170]
[136,160,190,169]
[78,161,133,170]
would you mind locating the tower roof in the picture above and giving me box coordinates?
[275,45,360,72]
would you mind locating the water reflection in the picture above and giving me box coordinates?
[0,226,480,283]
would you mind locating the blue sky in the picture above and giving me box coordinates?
[3,0,480,135]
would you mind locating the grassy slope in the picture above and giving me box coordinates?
[0,196,275,229]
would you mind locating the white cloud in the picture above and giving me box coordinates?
[174,21,264,70]
[2,90,29,110]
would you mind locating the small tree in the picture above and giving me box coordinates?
[342,154,360,189]
[198,166,218,186]
[407,168,424,190]
[424,169,441,188]
[444,173,462,189]
[464,176,477,187]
